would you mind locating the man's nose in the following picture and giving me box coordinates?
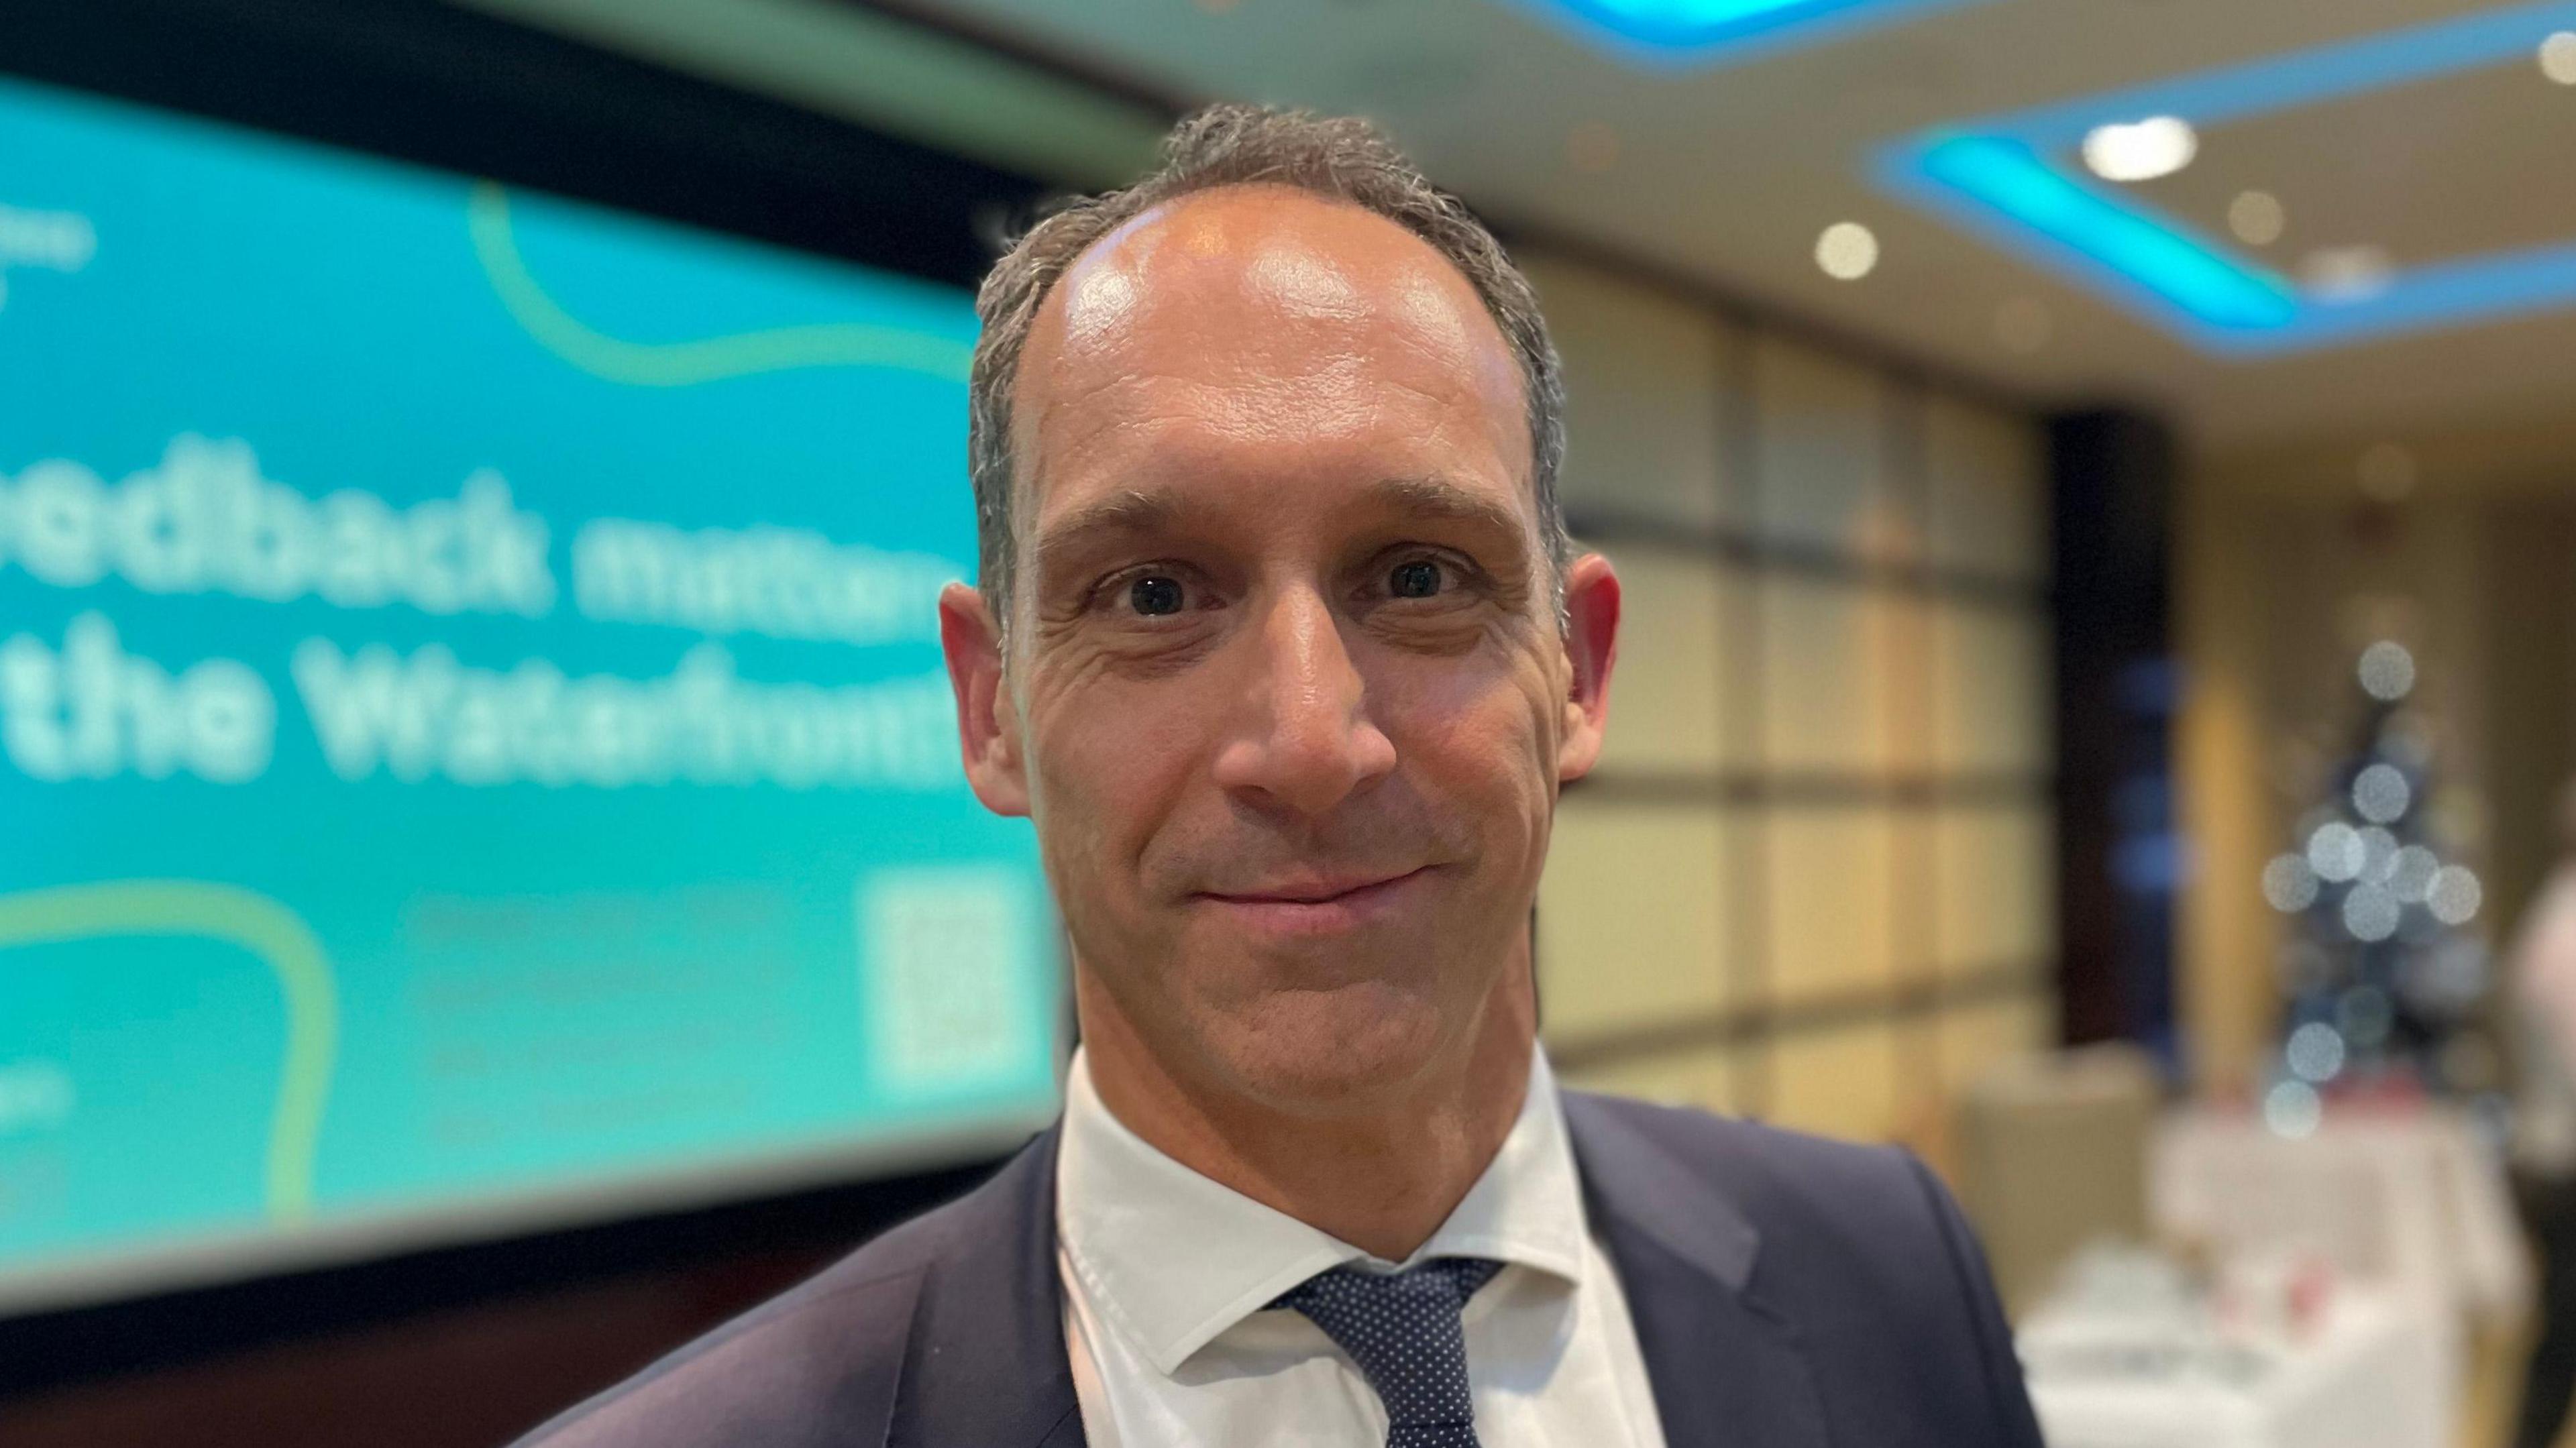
[1210,586,1397,818]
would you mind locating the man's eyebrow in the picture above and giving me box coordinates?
[1371,476,1531,541]
[1032,488,1183,579]
[1028,476,1532,583]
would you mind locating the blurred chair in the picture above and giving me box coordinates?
[1953,1042,2162,1318]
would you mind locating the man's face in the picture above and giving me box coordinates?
[943,186,1617,1115]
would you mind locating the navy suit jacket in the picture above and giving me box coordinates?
[511,1091,2045,1447]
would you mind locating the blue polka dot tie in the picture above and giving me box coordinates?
[1269,1257,1504,1448]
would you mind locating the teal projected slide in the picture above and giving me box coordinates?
[0,77,1062,1308]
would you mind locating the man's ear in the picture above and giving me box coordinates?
[1555,552,1619,785]
[940,581,1030,817]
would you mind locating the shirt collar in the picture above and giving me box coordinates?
[1055,1043,1591,1376]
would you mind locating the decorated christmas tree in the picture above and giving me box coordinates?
[2256,640,2493,1133]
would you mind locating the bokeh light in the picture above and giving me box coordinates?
[2308,822,2365,882]
[2357,641,2416,701]
[2263,1079,2322,1138]
[2226,189,2284,245]
[2388,844,2439,902]
[1815,221,1878,280]
[2542,30,2576,84]
[2343,883,2401,942]
[2427,865,2483,925]
[2286,1021,2347,1083]
[2262,852,2319,911]
[2356,826,2399,881]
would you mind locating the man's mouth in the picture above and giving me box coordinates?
[1194,866,1438,936]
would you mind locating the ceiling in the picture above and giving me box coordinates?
[464,0,2576,465]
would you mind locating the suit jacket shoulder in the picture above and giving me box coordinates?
[1563,1090,2042,1448]
[506,1133,1079,1448]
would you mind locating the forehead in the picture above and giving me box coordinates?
[1012,185,1531,512]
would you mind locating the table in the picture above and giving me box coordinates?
[2151,1103,2528,1328]
[2024,1288,2449,1448]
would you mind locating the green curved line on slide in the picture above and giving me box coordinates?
[0,881,339,1222]
[466,182,974,386]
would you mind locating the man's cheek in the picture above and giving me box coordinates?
[1399,691,1542,790]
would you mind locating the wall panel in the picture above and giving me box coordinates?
[1933,803,2055,978]
[1926,393,2047,583]
[1538,801,1732,1040]
[1764,804,1898,1005]
[1751,335,1912,563]
[1932,599,2051,777]
[1519,246,2056,1145]
[1591,548,1736,774]
[1937,995,2053,1098]
[1558,1048,1743,1116]
[1768,1023,1901,1142]
[1760,576,1902,777]
[1525,256,1735,531]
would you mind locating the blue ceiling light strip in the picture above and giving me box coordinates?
[1909,135,2298,333]
[1998,1,2576,144]
[1875,0,2576,355]
[1513,0,1978,66]
[2308,239,2576,345]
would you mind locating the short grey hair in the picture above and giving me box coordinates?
[966,102,1570,630]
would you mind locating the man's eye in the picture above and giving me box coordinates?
[1128,574,1187,616]
[1388,559,1445,600]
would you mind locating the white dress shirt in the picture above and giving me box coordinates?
[1055,1045,1668,1448]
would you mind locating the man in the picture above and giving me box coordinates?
[515,105,2042,1448]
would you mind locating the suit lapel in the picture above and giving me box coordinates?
[1564,1093,1833,1448]
[888,1098,1831,1448]
[885,1127,1087,1448]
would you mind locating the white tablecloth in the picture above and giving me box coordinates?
[2151,1104,2528,1328]
[2026,1289,2449,1448]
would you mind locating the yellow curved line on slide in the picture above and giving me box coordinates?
[466,182,974,387]
[0,881,338,1222]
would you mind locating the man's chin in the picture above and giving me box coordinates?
[1197,983,1452,1115]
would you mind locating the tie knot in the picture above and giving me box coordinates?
[1269,1258,1503,1443]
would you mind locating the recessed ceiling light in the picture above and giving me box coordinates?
[2542,31,2576,85]
[2228,190,2286,245]
[2300,245,2394,301]
[2081,116,2198,182]
[1815,221,1878,280]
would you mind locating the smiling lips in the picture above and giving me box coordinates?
[1196,866,1437,936]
